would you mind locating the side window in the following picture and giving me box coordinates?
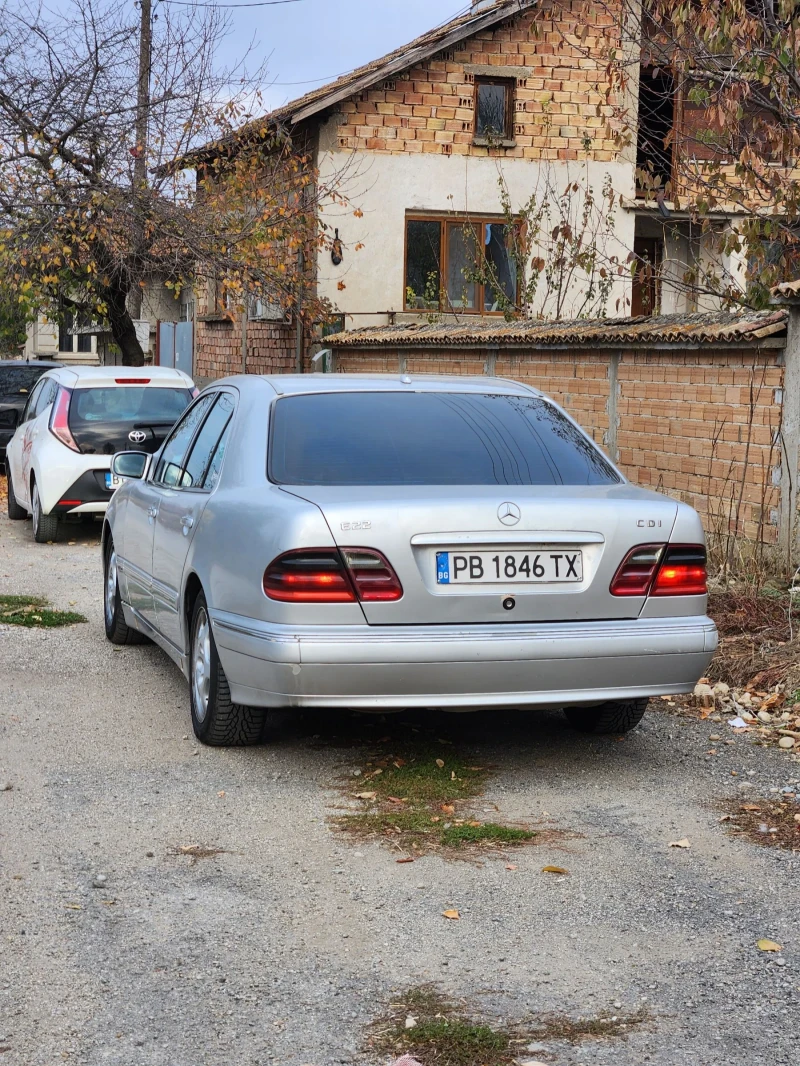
[153,394,215,487]
[34,378,58,417]
[182,393,235,489]
[203,417,233,491]
[23,379,46,422]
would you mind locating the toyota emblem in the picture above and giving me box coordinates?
[497,501,521,526]
[128,429,146,444]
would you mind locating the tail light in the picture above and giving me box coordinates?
[651,545,708,596]
[610,543,707,597]
[49,386,80,452]
[340,549,403,602]
[115,378,150,384]
[264,548,403,603]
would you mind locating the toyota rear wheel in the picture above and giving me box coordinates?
[31,482,60,543]
[6,473,26,520]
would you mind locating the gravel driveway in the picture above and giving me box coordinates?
[1,507,798,1066]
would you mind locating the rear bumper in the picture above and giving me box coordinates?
[209,612,718,710]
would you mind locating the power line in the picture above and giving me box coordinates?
[158,0,305,7]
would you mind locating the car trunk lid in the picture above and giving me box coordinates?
[283,485,679,624]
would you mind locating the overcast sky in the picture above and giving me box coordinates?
[203,0,470,111]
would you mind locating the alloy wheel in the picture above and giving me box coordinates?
[192,608,211,724]
[105,550,118,628]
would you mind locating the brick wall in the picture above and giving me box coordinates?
[195,318,297,383]
[332,343,785,546]
[334,0,624,163]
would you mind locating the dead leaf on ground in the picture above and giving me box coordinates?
[757,939,782,952]
[396,857,415,864]
[435,759,445,769]
[506,863,517,870]
[542,865,570,875]
[355,791,377,800]
[442,909,460,920]
[173,844,228,864]
[669,838,692,848]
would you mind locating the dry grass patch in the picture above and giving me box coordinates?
[334,749,537,856]
[367,986,651,1066]
[0,594,86,628]
[720,797,800,851]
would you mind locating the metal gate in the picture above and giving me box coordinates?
[157,321,193,377]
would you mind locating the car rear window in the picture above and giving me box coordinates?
[69,387,191,426]
[269,392,620,486]
[0,367,47,397]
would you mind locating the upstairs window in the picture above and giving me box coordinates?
[404,215,518,315]
[636,67,675,195]
[475,77,514,141]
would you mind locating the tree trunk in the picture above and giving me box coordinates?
[105,282,144,366]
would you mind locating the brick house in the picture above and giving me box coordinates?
[194,0,751,380]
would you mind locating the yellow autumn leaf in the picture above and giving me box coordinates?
[442,909,460,920]
[542,865,570,875]
[757,939,782,952]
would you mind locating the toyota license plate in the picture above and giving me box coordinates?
[105,472,124,491]
[436,549,583,585]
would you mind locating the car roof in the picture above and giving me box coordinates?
[0,359,64,368]
[212,372,542,398]
[46,365,193,388]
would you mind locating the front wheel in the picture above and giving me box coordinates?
[6,473,27,520]
[190,592,267,746]
[563,698,649,735]
[104,537,149,645]
[31,482,59,543]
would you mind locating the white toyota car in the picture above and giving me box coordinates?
[6,365,195,542]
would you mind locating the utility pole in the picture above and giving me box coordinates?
[130,0,152,320]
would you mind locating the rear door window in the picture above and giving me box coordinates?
[21,379,46,422]
[269,392,619,486]
[33,378,58,418]
[153,394,216,487]
[182,393,235,489]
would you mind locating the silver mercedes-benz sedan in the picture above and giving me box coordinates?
[101,374,717,745]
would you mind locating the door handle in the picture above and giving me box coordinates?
[181,515,194,536]
[147,506,158,518]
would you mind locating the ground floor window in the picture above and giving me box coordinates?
[404,216,518,315]
[58,308,93,353]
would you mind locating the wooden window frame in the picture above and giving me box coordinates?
[473,76,515,143]
[403,214,521,316]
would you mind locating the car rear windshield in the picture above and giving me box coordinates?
[69,387,191,427]
[0,367,46,397]
[269,392,620,486]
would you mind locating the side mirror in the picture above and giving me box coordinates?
[112,451,151,480]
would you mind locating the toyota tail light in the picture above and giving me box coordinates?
[651,545,708,596]
[610,543,707,597]
[264,548,403,604]
[49,386,80,453]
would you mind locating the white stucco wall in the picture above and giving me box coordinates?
[315,140,638,328]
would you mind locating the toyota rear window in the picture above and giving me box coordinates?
[69,387,191,425]
[269,392,620,486]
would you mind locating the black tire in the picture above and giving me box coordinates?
[189,591,266,746]
[6,473,27,520]
[103,537,149,645]
[31,481,60,543]
[563,698,649,735]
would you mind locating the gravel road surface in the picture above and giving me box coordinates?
[1,507,798,1066]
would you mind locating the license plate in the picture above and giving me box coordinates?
[105,472,123,491]
[436,549,583,585]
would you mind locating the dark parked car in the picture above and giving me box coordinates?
[0,360,62,467]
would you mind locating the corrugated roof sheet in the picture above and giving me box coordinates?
[326,310,788,348]
[186,1,536,163]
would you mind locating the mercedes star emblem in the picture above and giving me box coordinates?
[497,501,521,526]
[128,429,147,444]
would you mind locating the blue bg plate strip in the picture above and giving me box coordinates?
[436,552,450,584]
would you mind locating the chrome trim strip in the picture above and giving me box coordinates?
[410,530,606,546]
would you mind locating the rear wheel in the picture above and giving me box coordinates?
[104,537,149,645]
[6,473,26,520]
[190,592,266,746]
[31,482,59,543]
[564,698,649,735]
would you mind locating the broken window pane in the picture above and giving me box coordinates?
[476,81,510,138]
[446,224,478,310]
[484,224,517,311]
[405,219,442,309]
